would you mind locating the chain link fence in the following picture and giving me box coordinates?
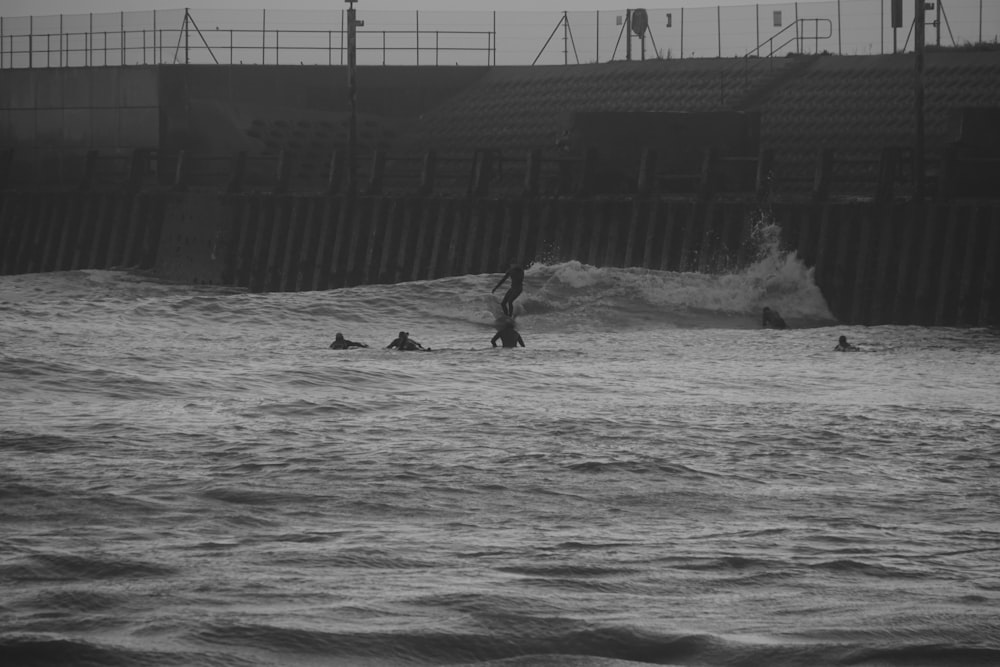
[1,0,997,69]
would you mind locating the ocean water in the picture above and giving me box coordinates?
[2,241,999,666]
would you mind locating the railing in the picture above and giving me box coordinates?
[1,1,997,69]
[0,10,497,68]
[746,18,835,59]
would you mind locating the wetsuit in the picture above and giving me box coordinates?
[494,266,525,317]
[387,337,424,351]
[330,338,366,349]
[491,328,525,348]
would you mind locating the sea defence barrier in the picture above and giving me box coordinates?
[1,183,998,327]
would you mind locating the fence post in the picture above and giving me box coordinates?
[717,5,722,58]
[680,8,684,59]
[837,0,842,55]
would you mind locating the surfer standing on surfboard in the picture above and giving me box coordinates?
[491,261,525,317]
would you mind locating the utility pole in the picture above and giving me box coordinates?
[346,0,361,196]
[914,0,925,199]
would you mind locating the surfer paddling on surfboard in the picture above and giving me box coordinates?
[329,333,368,350]
[491,261,525,317]
[386,331,429,351]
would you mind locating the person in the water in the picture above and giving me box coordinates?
[491,321,525,348]
[834,335,859,351]
[492,261,525,317]
[762,306,787,329]
[386,331,427,351]
[329,333,368,350]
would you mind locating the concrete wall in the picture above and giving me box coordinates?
[0,64,491,186]
[0,67,160,184]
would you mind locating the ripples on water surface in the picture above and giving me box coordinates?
[1,258,998,667]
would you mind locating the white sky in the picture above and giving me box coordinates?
[0,0,807,19]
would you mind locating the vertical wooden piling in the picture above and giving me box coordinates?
[248,196,275,292]
[515,199,537,268]
[87,193,113,269]
[850,204,879,325]
[120,194,148,269]
[343,197,370,286]
[264,195,290,291]
[138,194,166,270]
[24,197,51,274]
[328,196,355,288]
[812,203,837,314]
[279,196,306,292]
[955,204,986,326]
[460,198,481,276]
[39,196,64,272]
[478,200,503,274]
[388,198,413,283]
[410,198,435,281]
[235,195,259,289]
[869,203,900,326]
[979,205,1000,326]
[586,201,607,267]
[377,198,403,284]
[934,203,966,326]
[310,196,335,291]
[623,199,647,268]
[677,200,705,273]
[912,202,945,325]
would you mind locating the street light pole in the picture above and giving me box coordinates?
[346,0,360,196]
[914,0,925,199]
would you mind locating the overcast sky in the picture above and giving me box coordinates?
[1,0,796,19]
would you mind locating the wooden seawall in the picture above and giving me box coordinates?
[1,189,998,327]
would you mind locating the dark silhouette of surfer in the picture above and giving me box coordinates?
[329,333,368,350]
[491,321,525,348]
[492,262,525,317]
[386,331,427,351]
[834,335,859,351]
[762,307,787,329]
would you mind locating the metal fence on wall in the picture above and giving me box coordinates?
[1,0,997,69]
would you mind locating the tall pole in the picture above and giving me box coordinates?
[346,0,359,196]
[626,9,632,61]
[936,0,941,47]
[914,0,925,199]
